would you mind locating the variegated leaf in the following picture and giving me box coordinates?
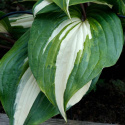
[9,14,34,28]
[0,31,59,125]
[9,14,34,39]
[33,0,61,17]
[52,0,71,18]
[33,0,125,18]
[28,5,123,120]
[69,0,125,16]
[0,11,11,33]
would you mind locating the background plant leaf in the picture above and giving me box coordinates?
[0,30,59,125]
[33,0,62,16]
[52,0,125,18]
[0,11,12,33]
[9,14,34,39]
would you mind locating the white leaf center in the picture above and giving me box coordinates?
[55,20,92,119]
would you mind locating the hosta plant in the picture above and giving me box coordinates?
[0,0,124,125]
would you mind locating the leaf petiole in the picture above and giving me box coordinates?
[80,3,87,21]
